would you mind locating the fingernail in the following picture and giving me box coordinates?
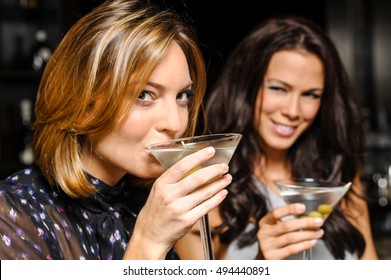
[295,203,306,211]
[224,173,232,182]
[206,147,215,155]
[220,189,228,197]
[316,229,324,238]
[220,163,229,172]
[314,218,324,226]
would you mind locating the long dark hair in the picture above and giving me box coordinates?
[205,16,366,259]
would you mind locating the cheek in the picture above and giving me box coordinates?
[302,103,321,121]
[260,95,282,114]
[118,109,151,141]
[181,109,189,131]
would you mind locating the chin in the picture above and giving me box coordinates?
[268,142,295,151]
[139,167,165,179]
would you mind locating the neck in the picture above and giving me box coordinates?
[256,148,291,193]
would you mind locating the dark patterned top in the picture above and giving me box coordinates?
[0,166,177,260]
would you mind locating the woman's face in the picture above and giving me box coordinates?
[82,41,193,185]
[255,50,324,154]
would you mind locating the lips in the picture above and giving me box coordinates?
[272,121,297,137]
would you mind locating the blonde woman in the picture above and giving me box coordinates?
[0,0,231,260]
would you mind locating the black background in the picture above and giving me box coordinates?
[73,0,327,90]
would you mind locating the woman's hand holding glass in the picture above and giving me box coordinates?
[125,147,231,259]
[256,203,324,260]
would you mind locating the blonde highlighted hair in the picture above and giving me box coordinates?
[33,0,206,197]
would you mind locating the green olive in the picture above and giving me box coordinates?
[317,204,332,215]
[308,211,323,218]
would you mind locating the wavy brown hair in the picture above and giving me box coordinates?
[33,0,206,198]
[205,16,366,259]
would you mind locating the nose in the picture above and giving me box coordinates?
[281,94,300,119]
[156,101,183,134]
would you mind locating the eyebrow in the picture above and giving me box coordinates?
[266,78,323,92]
[147,81,193,92]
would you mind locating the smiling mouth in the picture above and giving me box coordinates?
[272,121,297,136]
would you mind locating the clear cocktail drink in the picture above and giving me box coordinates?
[148,133,242,260]
[274,178,351,259]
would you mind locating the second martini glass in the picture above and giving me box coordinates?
[274,178,351,260]
[147,133,242,260]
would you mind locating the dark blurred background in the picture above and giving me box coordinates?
[0,0,390,258]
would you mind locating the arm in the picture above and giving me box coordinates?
[174,224,204,259]
[0,195,51,259]
[176,203,325,260]
[174,207,224,259]
[123,147,231,260]
[341,176,379,259]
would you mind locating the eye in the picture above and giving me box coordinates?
[268,85,286,93]
[176,90,194,106]
[138,91,153,101]
[137,91,154,105]
[302,91,322,99]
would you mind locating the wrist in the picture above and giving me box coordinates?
[123,230,170,260]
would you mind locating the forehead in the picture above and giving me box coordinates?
[266,50,324,87]
[148,41,189,81]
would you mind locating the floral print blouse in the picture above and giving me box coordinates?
[0,166,177,260]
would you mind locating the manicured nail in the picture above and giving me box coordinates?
[316,229,324,238]
[224,173,232,181]
[206,147,215,155]
[295,203,306,211]
[220,189,228,197]
[220,163,229,173]
[314,218,324,226]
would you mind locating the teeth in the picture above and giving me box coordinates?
[276,124,294,133]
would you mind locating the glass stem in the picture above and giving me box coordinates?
[303,248,312,260]
[199,213,214,260]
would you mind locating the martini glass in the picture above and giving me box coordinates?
[274,178,351,260]
[147,133,242,260]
